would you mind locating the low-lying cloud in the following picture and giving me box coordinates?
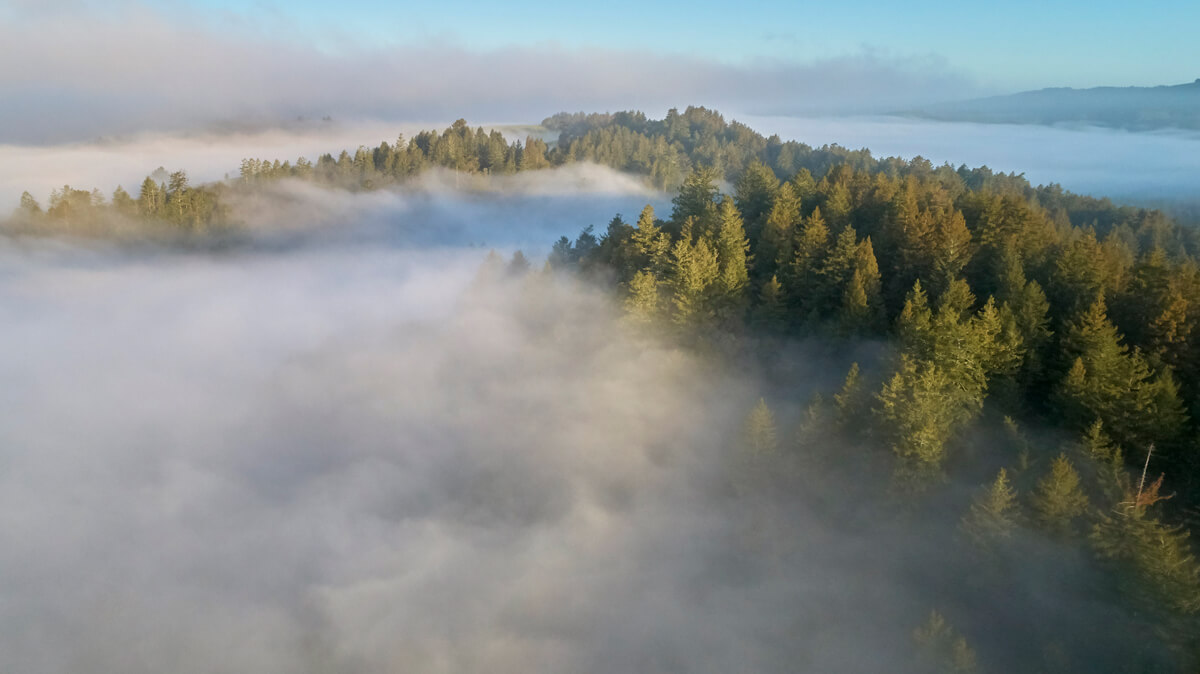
[0,187,916,673]
[225,166,662,247]
[0,2,981,145]
[0,174,1164,672]
[741,114,1200,204]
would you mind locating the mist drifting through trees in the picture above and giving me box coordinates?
[2,107,1200,672]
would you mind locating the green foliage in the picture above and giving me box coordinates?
[671,165,721,231]
[624,270,662,326]
[712,197,750,324]
[875,354,978,471]
[754,182,801,282]
[1093,508,1200,616]
[742,398,779,456]
[1032,454,1089,535]
[961,468,1020,547]
[913,610,980,674]
[668,229,720,331]
[1056,296,1188,451]
[734,159,779,241]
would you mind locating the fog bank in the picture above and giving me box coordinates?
[0,201,922,673]
[742,114,1200,204]
[0,121,551,213]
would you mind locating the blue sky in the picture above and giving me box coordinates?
[161,0,1198,90]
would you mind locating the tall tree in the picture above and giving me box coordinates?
[1032,454,1089,535]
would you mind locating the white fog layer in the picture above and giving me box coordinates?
[0,224,923,672]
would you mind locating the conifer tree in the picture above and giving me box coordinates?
[713,197,750,312]
[818,225,860,313]
[111,186,136,216]
[1032,454,1089,534]
[753,275,787,333]
[137,177,163,217]
[742,398,779,455]
[1092,499,1200,616]
[897,280,934,351]
[840,270,874,335]
[847,237,884,332]
[734,160,779,240]
[631,205,670,276]
[671,166,720,231]
[875,355,971,470]
[624,270,661,325]
[1057,295,1187,449]
[787,206,830,313]
[669,232,719,330]
[961,468,1020,546]
[754,182,800,281]
[507,250,531,276]
[929,210,973,296]
[834,362,868,430]
[913,610,980,674]
[18,191,42,217]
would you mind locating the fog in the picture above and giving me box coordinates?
[0,175,929,674]
[0,3,980,145]
[0,121,550,214]
[0,165,1165,672]
[6,111,1200,221]
[742,114,1200,205]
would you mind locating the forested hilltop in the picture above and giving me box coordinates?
[7,106,1200,670]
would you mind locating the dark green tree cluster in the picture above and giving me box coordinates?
[542,117,1200,668]
[237,121,549,190]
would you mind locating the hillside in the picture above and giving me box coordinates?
[904,79,1200,131]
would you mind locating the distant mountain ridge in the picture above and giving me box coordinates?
[903,79,1200,131]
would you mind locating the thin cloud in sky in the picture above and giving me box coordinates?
[0,2,983,144]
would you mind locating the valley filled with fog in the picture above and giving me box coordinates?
[7,0,1200,670]
[0,178,931,673]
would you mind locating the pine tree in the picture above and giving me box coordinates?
[17,191,42,217]
[1077,420,1130,502]
[961,468,1020,546]
[819,177,853,230]
[850,237,884,331]
[508,250,531,276]
[713,197,750,321]
[929,210,973,296]
[1032,454,1089,535]
[787,206,830,313]
[834,362,867,429]
[625,270,661,325]
[669,233,720,330]
[754,275,787,333]
[734,160,779,240]
[111,186,136,216]
[897,280,933,351]
[742,398,779,455]
[818,225,860,313]
[754,182,800,281]
[631,204,670,275]
[137,177,163,217]
[875,355,973,469]
[1057,295,1187,450]
[1093,507,1200,616]
[913,610,980,674]
[840,270,873,335]
[671,165,720,231]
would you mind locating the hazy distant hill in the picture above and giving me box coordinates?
[904,79,1200,131]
